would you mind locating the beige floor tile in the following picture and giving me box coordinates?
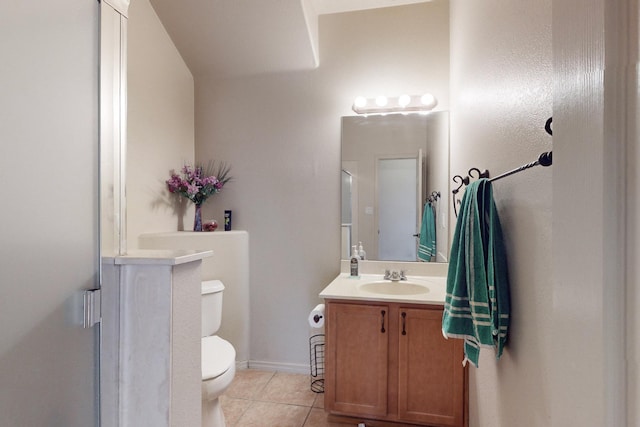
[302,408,358,427]
[259,372,317,407]
[313,393,324,409]
[235,401,311,427]
[225,369,275,399]
[220,395,252,427]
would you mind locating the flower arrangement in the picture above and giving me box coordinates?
[166,161,232,231]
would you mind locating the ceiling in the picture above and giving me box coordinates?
[148,0,431,78]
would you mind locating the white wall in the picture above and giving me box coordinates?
[195,2,450,368]
[449,1,553,425]
[127,0,195,246]
[0,1,99,425]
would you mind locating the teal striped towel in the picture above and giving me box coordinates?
[442,179,510,367]
[418,202,436,261]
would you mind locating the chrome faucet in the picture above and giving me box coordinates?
[384,269,407,282]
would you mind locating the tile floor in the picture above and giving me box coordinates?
[220,369,356,427]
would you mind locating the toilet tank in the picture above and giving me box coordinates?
[201,280,224,337]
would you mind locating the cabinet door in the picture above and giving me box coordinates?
[397,308,465,426]
[325,302,389,417]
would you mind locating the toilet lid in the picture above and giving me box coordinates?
[202,280,224,295]
[202,336,236,381]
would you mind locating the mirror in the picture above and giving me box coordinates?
[341,111,449,262]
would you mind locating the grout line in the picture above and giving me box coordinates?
[232,398,255,427]
[300,405,313,427]
[250,370,275,399]
[225,369,326,426]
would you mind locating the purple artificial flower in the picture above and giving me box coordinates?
[166,172,182,193]
[202,176,217,186]
[186,182,199,196]
[167,161,231,205]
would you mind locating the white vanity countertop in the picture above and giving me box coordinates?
[319,272,447,305]
[103,249,213,265]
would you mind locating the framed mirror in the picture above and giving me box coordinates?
[341,111,449,262]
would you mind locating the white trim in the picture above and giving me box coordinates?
[552,0,629,424]
[235,360,249,371]
[247,360,310,375]
[300,0,320,68]
[99,0,128,257]
[624,1,639,424]
[103,0,129,17]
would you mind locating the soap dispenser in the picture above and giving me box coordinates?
[358,242,366,260]
[350,245,359,277]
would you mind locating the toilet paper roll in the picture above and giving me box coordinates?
[308,304,325,328]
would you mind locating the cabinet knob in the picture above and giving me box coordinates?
[381,310,386,333]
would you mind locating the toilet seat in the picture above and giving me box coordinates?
[202,336,236,381]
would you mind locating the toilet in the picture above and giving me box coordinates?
[201,280,236,427]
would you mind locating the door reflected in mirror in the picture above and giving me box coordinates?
[341,112,449,262]
[377,157,419,261]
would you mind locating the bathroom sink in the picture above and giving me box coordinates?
[358,280,430,296]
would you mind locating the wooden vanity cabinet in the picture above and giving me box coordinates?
[324,300,467,427]
[324,301,390,417]
[397,307,466,426]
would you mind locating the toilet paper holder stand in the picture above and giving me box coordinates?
[309,333,325,393]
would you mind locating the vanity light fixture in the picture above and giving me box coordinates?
[398,94,411,107]
[354,96,367,109]
[375,95,388,107]
[352,93,438,115]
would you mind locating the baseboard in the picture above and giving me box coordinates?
[235,360,249,370]
[245,359,309,375]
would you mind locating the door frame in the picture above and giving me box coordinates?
[551,0,637,425]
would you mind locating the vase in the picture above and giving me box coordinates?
[193,204,203,231]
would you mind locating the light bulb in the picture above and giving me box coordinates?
[398,94,411,107]
[354,96,367,109]
[375,96,388,107]
[420,93,436,107]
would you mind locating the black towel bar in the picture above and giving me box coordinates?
[489,151,552,183]
[451,117,553,216]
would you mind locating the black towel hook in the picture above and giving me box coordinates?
[452,175,465,195]
[544,117,553,136]
[426,191,441,205]
[452,176,468,217]
[468,168,490,180]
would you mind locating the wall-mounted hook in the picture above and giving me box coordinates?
[452,175,465,195]
[545,117,553,136]
[426,190,441,204]
[452,176,466,217]
[468,168,490,180]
